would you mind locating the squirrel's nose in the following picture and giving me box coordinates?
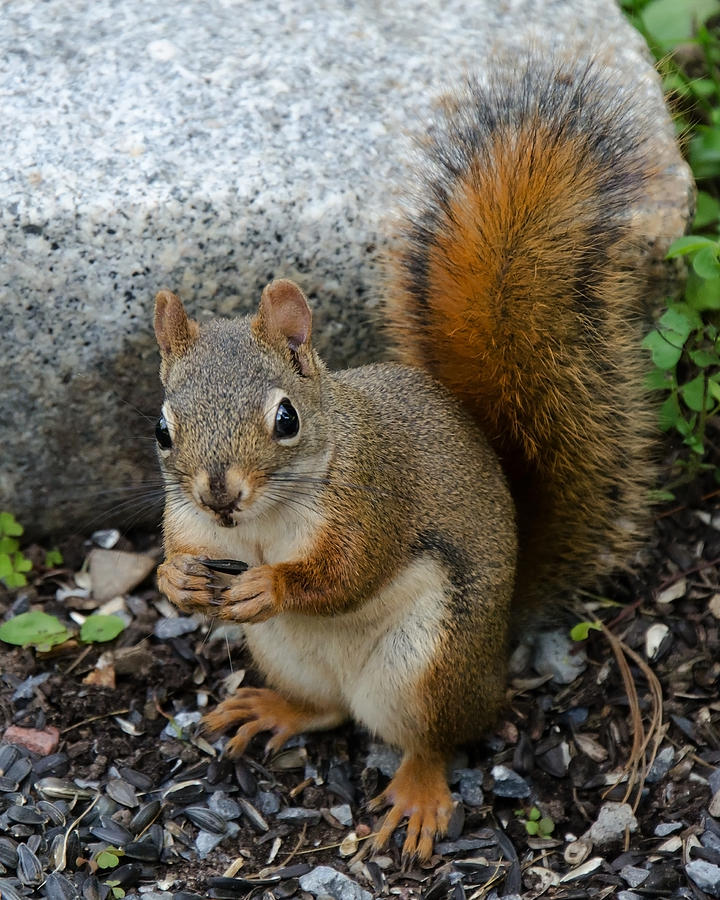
[198,469,244,514]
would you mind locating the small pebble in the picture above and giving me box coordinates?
[329,804,353,827]
[490,765,530,798]
[453,768,484,807]
[195,821,239,859]
[655,821,683,836]
[532,629,587,684]
[277,807,321,826]
[299,865,372,900]
[587,803,638,846]
[687,859,720,896]
[645,747,675,783]
[153,616,200,639]
[255,791,281,816]
[620,865,649,887]
[3,725,60,757]
[365,743,401,777]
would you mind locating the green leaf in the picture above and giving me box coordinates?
[642,330,684,369]
[570,621,602,641]
[0,537,19,554]
[659,393,681,431]
[680,374,709,412]
[641,0,720,48]
[687,271,720,310]
[694,191,720,230]
[690,349,718,367]
[525,820,539,835]
[649,489,676,502]
[0,554,13,578]
[0,611,71,647]
[3,572,28,589]
[44,548,64,568]
[659,304,701,337]
[693,244,720,280]
[684,432,705,455]
[690,127,720,179]
[528,807,541,821]
[12,553,32,574]
[666,234,717,258]
[80,615,126,644]
[539,817,556,836]
[96,850,120,869]
[0,512,23,537]
[112,889,126,899]
[645,367,674,391]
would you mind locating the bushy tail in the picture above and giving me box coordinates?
[386,59,678,608]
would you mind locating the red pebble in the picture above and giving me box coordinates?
[3,724,60,756]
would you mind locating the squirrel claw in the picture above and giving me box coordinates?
[202,687,340,757]
[369,752,452,862]
[216,565,278,623]
[157,553,218,613]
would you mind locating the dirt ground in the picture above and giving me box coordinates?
[1,475,719,899]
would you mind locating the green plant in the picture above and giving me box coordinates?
[0,610,126,650]
[622,0,720,493]
[44,547,64,569]
[0,511,32,588]
[0,610,72,651]
[514,806,555,838]
[570,620,603,642]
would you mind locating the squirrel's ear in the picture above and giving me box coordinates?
[154,291,199,371]
[253,279,315,375]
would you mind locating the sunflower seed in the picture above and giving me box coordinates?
[129,799,162,835]
[268,747,307,771]
[0,878,26,900]
[32,753,70,779]
[0,776,18,792]
[17,843,42,885]
[5,758,32,784]
[36,801,65,826]
[89,816,133,845]
[184,806,227,834]
[78,874,103,900]
[0,837,18,869]
[36,777,95,801]
[118,766,154,792]
[7,805,47,826]
[43,871,79,900]
[123,837,161,861]
[109,862,142,886]
[106,779,139,808]
[238,798,268,832]
[162,780,205,805]
[0,745,19,776]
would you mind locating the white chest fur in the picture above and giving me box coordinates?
[244,555,448,748]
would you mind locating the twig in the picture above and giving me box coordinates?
[60,708,130,734]
[52,791,101,872]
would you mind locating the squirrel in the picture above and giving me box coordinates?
[153,58,672,860]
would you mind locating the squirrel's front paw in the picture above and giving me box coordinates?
[217,565,279,624]
[157,554,218,614]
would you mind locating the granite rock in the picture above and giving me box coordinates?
[1,0,692,534]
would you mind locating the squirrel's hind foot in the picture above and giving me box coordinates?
[202,687,345,756]
[369,751,452,862]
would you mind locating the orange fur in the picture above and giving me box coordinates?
[385,61,668,609]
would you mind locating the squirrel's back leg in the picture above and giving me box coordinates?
[349,554,512,860]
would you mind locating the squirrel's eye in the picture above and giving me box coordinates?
[274,399,300,440]
[155,415,172,450]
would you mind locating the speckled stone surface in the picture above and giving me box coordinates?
[1,0,692,534]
